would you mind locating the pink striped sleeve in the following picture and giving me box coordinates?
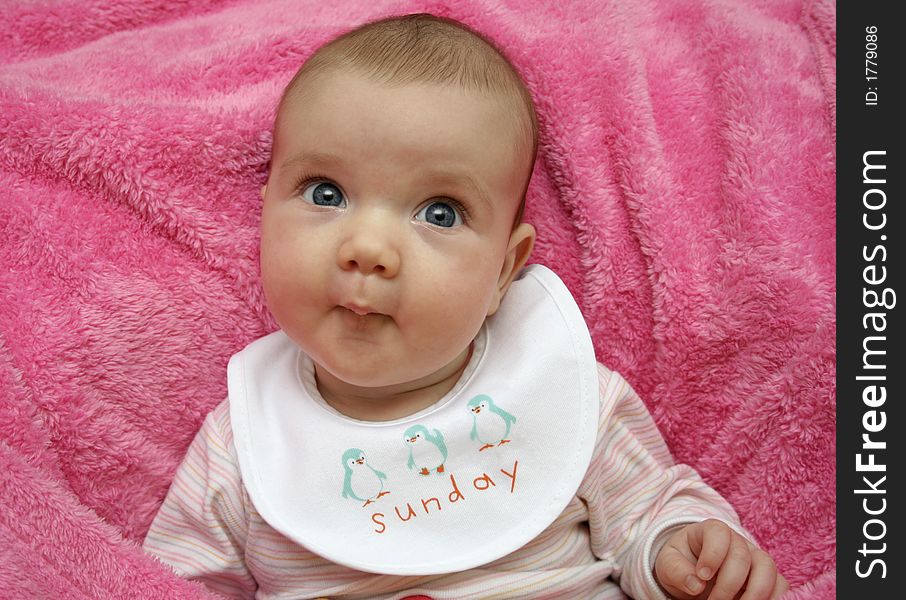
[143,399,257,600]
[579,365,746,600]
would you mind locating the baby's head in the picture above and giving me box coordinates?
[260,14,538,417]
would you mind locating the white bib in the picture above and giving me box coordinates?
[229,265,599,575]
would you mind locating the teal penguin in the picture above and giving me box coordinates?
[341,448,390,507]
[468,394,516,451]
[403,425,448,475]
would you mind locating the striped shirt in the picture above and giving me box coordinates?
[143,364,744,599]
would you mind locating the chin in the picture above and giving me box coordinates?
[318,356,404,388]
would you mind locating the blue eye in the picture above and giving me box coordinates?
[301,181,346,208]
[416,201,463,228]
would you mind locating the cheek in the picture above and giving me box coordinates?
[259,229,293,303]
[404,250,501,329]
[259,214,324,311]
[259,204,287,272]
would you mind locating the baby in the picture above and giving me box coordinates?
[144,13,788,600]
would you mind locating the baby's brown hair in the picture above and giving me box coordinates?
[274,13,538,224]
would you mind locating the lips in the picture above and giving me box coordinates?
[339,299,394,320]
[330,284,392,329]
[335,302,390,332]
[342,302,377,316]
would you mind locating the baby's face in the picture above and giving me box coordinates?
[260,70,533,395]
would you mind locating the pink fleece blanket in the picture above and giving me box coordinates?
[0,0,835,597]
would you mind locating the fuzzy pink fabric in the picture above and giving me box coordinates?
[0,0,835,597]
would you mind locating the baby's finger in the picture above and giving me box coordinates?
[706,534,751,600]
[656,544,708,597]
[770,573,789,599]
[689,519,731,582]
[738,549,777,600]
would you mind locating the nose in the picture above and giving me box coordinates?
[337,212,401,277]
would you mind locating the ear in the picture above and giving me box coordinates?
[487,222,536,317]
[260,183,268,200]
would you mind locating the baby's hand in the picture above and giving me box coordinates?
[654,519,788,599]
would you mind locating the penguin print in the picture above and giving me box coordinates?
[403,425,448,475]
[340,448,390,507]
[467,394,517,451]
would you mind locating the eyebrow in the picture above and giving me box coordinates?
[421,169,492,211]
[279,151,344,172]
[280,152,492,210]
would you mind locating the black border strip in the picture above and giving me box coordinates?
[838,1,904,595]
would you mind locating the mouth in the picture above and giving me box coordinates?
[342,302,374,316]
[472,407,481,413]
[340,301,388,318]
[335,301,390,334]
